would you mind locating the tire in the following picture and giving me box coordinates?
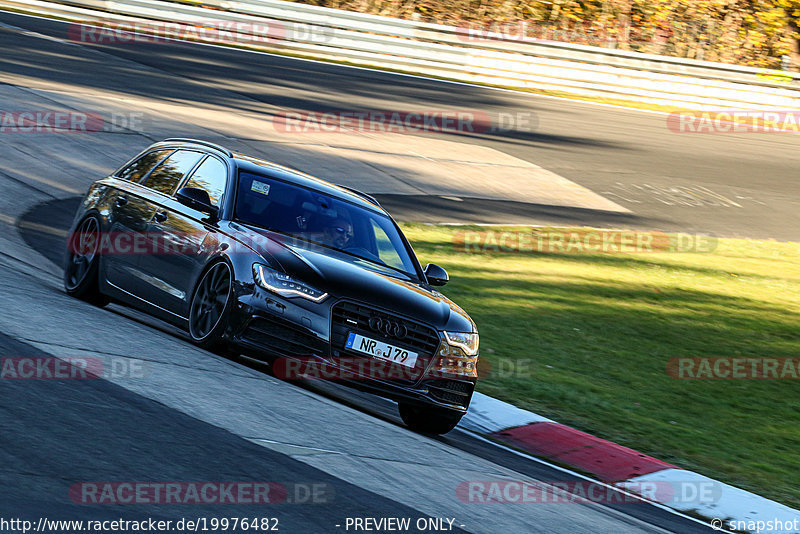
[188,261,235,352]
[398,403,463,435]
[63,214,109,307]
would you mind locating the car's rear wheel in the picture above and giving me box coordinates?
[189,261,234,352]
[64,214,109,307]
[398,403,463,435]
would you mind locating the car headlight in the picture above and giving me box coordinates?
[253,264,328,302]
[432,331,479,378]
[443,331,479,356]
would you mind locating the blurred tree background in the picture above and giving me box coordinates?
[294,0,800,68]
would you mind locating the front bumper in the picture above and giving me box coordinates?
[226,289,476,414]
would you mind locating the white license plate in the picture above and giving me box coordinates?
[345,332,418,368]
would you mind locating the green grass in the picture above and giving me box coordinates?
[402,223,800,509]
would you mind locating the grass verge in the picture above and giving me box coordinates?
[401,223,800,509]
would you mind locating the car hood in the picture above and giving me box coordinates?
[235,223,476,332]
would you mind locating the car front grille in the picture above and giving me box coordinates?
[330,301,441,383]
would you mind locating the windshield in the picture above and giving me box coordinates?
[235,171,419,278]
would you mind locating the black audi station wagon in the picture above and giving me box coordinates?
[64,139,479,434]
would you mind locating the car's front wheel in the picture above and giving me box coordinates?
[189,261,235,353]
[64,214,109,307]
[398,403,463,435]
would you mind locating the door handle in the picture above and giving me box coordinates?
[154,211,168,223]
[115,196,128,207]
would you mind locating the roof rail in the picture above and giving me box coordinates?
[161,138,234,157]
[338,185,381,207]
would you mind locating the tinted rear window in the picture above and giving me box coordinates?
[142,150,204,196]
[117,150,172,182]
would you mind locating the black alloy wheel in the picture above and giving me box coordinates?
[64,214,108,306]
[189,261,234,350]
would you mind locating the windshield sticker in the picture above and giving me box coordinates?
[251,180,271,195]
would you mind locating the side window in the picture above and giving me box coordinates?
[141,150,204,195]
[117,150,172,182]
[370,219,404,271]
[182,157,227,207]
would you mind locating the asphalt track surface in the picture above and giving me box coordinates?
[0,8,773,534]
[3,11,800,239]
[0,11,800,240]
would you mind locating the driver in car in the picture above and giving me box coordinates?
[322,218,354,249]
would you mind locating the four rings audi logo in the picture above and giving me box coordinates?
[368,316,408,339]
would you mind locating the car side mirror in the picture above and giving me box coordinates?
[177,187,218,219]
[424,263,449,286]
